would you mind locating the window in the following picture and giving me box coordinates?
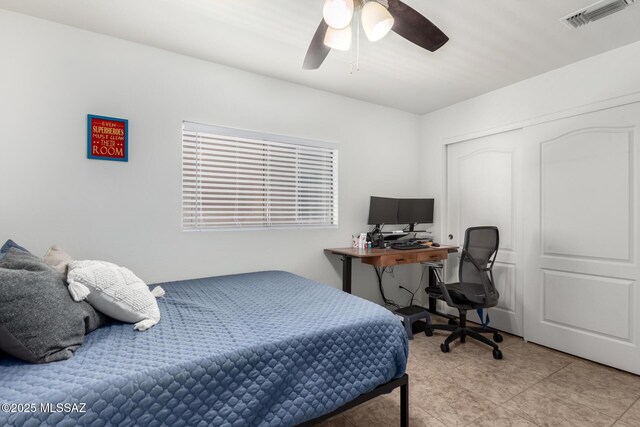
[182,122,338,231]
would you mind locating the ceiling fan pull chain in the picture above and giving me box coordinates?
[356,10,361,71]
[349,12,357,74]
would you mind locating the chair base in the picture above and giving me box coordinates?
[425,310,504,359]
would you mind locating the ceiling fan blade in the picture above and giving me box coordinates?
[303,20,331,70]
[387,0,449,52]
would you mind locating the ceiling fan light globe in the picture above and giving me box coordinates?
[361,1,395,42]
[323,0,354,29]
[323,25,352,51]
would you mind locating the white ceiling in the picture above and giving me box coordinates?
[2,0,640,114]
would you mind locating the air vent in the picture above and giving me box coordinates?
[562,0,636,28]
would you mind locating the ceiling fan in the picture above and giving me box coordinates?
[303,0,449,70]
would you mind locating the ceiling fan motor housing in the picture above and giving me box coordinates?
[304,0,449,69]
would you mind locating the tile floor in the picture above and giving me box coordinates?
[319,316,640,427]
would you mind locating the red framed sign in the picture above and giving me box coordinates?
[87,114,128,162]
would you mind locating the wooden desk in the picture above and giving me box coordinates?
[324,246,457,294]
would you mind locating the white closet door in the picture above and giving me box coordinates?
[522,102,640,374]
[445,129,524,336]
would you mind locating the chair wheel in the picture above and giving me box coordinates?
[493,349,503,360]
[448,319,458,326]
[440,343,450,353]
[425,328,433,337]
[493,333,503,343]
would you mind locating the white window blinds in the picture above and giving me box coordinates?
[182,122,339,231]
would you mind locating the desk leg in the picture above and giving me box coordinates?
[342,256,353,294]
[428,266,437,313]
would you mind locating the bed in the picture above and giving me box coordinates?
[0,271,408,426]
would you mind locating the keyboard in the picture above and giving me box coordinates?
[390,242,426,250]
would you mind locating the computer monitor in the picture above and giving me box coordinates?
[398,198,434,231]
[367,196,399,226]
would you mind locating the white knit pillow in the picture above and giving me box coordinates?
[66,260,164,331]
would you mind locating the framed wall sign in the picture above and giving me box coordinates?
[87,114,128,162]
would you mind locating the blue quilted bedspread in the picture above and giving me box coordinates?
[0,271,408,426]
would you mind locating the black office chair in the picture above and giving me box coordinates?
[425,226,504,359]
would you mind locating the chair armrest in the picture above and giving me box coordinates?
[425,285,443,298]
[464,251,494,305]
[436,281,456,307]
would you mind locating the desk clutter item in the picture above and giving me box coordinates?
[352,233,369,249]
[390,241,425,250]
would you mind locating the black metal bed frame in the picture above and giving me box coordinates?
[298,373,409,427]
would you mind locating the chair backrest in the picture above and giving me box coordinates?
[459,226,500,305]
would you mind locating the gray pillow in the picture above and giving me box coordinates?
[0,249,108,363]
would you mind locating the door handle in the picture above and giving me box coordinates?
[448,234,453,240]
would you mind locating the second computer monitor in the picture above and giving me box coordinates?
[398,198,434,229]
[368,196,399,225]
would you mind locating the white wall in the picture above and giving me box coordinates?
[420,39,640,239]
[0,9,423,304]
